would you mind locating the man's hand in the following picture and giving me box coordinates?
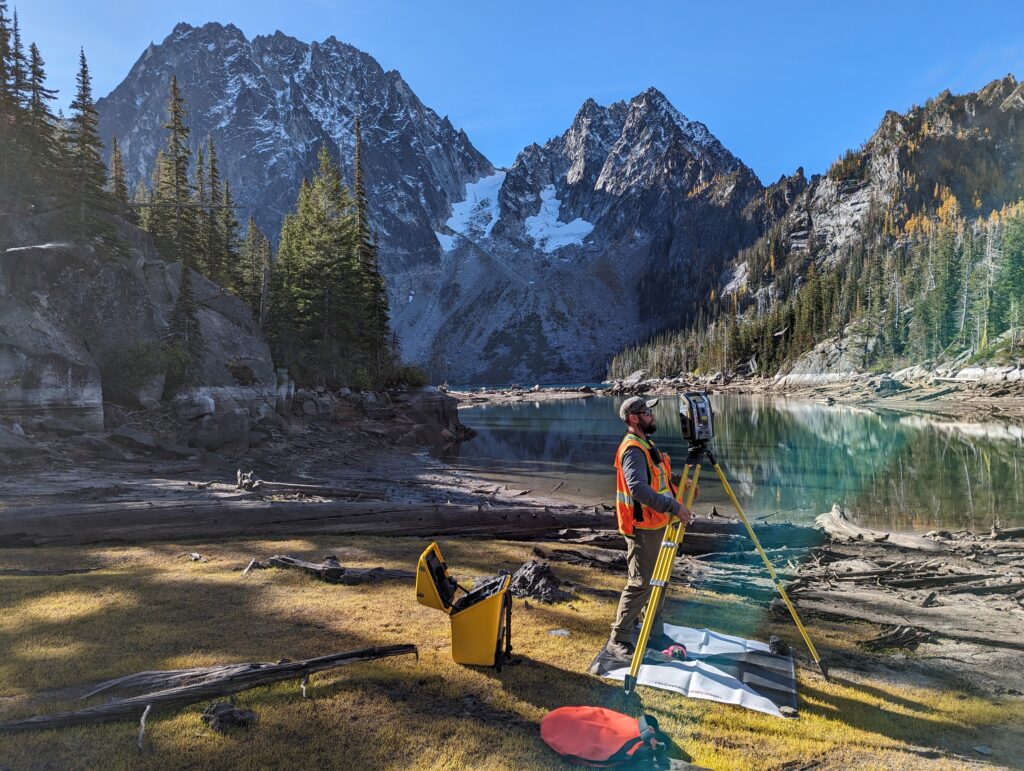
[672,502,693,526]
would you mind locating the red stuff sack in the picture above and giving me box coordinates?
[540,706,665,766]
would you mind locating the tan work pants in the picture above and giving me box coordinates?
[610,525,666,643]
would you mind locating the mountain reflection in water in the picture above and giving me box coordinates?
[442,394,1024,531]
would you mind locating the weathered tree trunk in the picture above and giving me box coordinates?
[266,555,415,584]
[0,645,417,734]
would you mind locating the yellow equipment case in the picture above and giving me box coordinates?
[415,542,513,669]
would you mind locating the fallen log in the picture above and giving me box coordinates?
[814,506,946,551]
[0,499,604,548]
[945,580,1024,596]
[0,644,417,734]
[267,555,415,585]
[882,573,994,589]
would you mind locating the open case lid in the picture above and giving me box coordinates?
[416,542,458,611]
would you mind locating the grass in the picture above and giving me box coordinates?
[0,537,1020,770]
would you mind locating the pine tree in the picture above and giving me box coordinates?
[26,42,58,188]
[219,179,240,289]
[192,144,209,276]
[165,262,204,391]
[65,48,113,237]
[205,136,223,282]
[152,75,197,265]
[108,135,130,204]
[353,117,392,377]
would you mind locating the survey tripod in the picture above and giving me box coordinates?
[623,426,829,695]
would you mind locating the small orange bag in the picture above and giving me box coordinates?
[540,706,665,766]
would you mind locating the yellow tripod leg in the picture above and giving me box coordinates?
[623,465,701,694]
[711,463,830,680]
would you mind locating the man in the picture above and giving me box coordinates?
[606,396,692,661]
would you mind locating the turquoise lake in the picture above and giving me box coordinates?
[443,394,1024,532]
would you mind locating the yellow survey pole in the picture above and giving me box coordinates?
[711,461,828,679]
[623,461,701,694]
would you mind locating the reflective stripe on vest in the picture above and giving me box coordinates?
[613,433,673,536]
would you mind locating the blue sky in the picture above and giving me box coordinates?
[18,1,1024,182]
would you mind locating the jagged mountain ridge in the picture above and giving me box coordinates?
[97,23,772,383]
[400,88,770,382]
[720,74,1024,309]
[97,22,492,272]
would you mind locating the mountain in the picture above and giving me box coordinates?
[97,24,771,383]
[408,87,768,382]
[611,75,1024,381]
[96,21,492,274]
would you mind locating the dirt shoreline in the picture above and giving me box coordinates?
[450,376,1024,422]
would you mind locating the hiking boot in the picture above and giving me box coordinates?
[605,639,636,662]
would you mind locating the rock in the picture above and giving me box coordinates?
[509,560,573,603]
[191,410,252,451]
[10,423,26,437]
[201,702,258,733]
[154,438,198,458]
[547,628,571,637]
[224,359,258,385]
[779,706,799,718]
[0,425,43,455]
[173,394,216,420]
[578,385,594,394]
[973,746,992,756]
[35,417,87,436]
[874,375,903,393]
[531,384,540,392]
[1,243,275,431]
[622,369,647,388]
[67,434,126,460]
[302,399,317,416]
[109,425,159,452]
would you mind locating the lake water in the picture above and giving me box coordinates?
[442,394,1024,531]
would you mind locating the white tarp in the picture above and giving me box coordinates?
[598,625,796,717]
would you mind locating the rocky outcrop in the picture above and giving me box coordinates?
[0,233,274,431]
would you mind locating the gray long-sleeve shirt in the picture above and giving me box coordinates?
[622,444,683,518]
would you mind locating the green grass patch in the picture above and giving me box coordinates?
[0,538,1019,769]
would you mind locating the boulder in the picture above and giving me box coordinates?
[0,425,44,455]
[621,369,647,388]
[874,375,903,393]
[190,410,252,451]
[109,425,159,452]
[173,394,216,421]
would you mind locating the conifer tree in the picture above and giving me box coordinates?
[108,135,130,204]
[353,117,392,377]
[192,144,209,275]
[152,75,197,265]
[205,136,223,282]
[26,42,58,185]
[165,262,204,390]
[65,48,112,237]
[218,179,240,288]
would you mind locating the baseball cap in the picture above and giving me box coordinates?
[618,396,658,422]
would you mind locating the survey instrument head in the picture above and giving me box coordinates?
[679,392,714,444]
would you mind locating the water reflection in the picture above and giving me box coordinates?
[443,395,1024,531]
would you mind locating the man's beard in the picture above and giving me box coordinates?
[644,422,657,435]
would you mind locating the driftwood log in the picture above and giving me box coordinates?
[0,644,417,734]
[266,555,415,584]
[235,470,383,500]
[0,499,605,547]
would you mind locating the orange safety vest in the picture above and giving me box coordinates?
[613,433,675,536]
